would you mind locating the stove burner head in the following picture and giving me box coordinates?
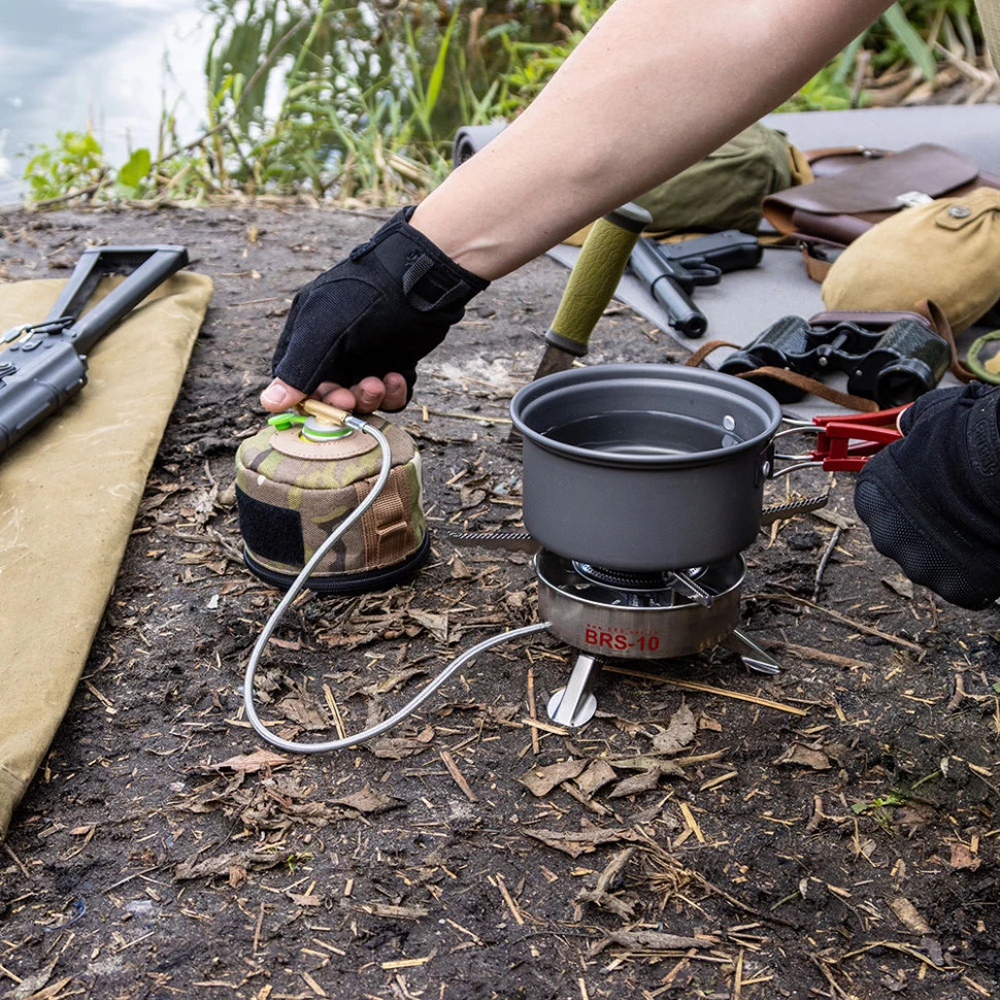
[573,563,669,592]
[570,561,715,609]
[536,550,745,661]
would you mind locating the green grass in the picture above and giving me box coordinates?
[22,0,989,208]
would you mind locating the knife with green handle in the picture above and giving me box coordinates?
[530,202,652,381]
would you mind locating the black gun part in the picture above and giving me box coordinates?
[0,245,189,456]
[651,229,763,277]
[629,238,707,338]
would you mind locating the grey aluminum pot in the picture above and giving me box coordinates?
[509,364,783,570]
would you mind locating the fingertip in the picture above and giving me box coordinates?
[381,373,409,412]
[261,379,304,412]
[384,372,407,394]
[351,377,386,414]
[320,385,359,411]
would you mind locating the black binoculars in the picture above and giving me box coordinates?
[719,313,950,407]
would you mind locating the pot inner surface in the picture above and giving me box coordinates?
[546,410,743,457]
[511,366,782,469]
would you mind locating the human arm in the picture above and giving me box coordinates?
[261,0,894,413]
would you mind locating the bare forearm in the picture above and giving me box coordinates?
[413,0,891,278]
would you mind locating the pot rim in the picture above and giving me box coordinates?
[510,364,783,469]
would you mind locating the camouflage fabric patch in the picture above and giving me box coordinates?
[235,416,425,578]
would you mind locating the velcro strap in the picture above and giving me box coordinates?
[402,253,435,297]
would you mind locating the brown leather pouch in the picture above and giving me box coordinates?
[808,309,932,330]
[762,143,1000,245]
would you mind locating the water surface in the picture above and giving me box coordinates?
[1,0,209,202]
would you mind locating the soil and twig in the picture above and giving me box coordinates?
[0,205,998,1000]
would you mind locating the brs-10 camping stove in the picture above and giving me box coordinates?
[536,549,776,727]
[450,497,825,729]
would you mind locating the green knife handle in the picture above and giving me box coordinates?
[545,202,652,357]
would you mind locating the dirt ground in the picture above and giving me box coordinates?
[1,204,998,1000]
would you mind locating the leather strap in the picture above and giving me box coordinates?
[685,339,737,368]
[913,298,977,384]
[793,233,847,284]
[803,252,832,283]
[683,341,878,412]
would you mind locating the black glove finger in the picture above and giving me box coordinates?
[855,452,994,608]
[898,384,970,435]
[273,278,382,394]
[271,285,309,373]
[855,382,1000,610]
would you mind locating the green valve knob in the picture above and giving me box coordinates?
[267,412,308,431]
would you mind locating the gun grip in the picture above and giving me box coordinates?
[546,203,650,356]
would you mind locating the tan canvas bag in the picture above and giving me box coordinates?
[822,187,1000,333]
[0,273,213,838]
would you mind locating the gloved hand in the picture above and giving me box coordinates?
[262,206,489,413]
[854,382,1000,610]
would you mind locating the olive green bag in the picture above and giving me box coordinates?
[822,187,1000,334]
[635,122,798,235]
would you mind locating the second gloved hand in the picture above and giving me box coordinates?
[854,382,1000,610]
[269,206,489,410]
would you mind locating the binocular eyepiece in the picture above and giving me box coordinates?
[719,314,950,408]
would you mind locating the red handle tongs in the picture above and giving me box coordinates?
[810,405,908,471]
[776,405,908,474]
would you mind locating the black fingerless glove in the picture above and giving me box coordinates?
[854,382,1000,610]
[272,206,489,402]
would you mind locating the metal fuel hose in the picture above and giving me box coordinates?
[243,415,551,753]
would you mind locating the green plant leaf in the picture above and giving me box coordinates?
[118,148,152,189]
[425,10,460,121]
[832,33,865,86]
[882,3,937,81]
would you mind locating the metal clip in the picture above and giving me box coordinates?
[896,191,934,208]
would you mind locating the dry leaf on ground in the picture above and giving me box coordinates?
[890,897,933,934]
[520,758,588,797]
[523,827,641,858]
[773,743,832,770]
[200,750,290,773]
[332,785,406,815]
[608,770,662,799]
[575,760,618,798]
[651,700,696,754]
[949,842,981,870]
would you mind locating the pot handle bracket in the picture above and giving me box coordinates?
[754,439,775,487]
[770,405,907,476]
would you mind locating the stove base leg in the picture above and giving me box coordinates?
[725,628,781,675]
[547,652,600,727]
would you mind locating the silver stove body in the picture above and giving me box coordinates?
[534,550,780,727]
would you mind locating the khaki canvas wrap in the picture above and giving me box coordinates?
[0,272,213,838]
[634,122,794,235]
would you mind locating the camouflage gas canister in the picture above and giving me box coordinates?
[235,411,428,593]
